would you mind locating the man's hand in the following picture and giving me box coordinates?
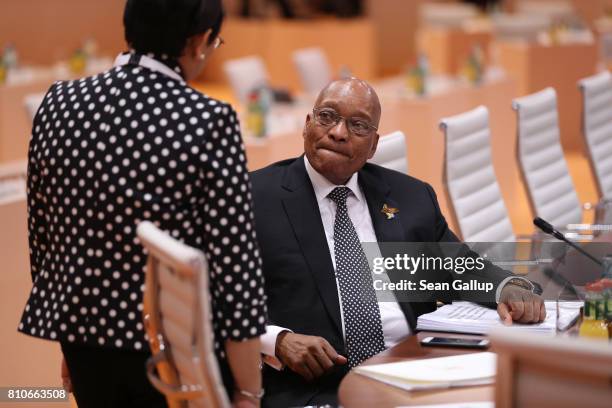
[275,332,347,381]
[61,357,72,393]
[497,285,546,324]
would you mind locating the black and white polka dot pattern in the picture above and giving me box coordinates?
[18,53,267,360]
[328,187,385,368]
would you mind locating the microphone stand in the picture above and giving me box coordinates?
[533,217,603,267]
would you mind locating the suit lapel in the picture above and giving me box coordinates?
[359,165,417,330]
[359,165,405,243]
[281,158,343,335]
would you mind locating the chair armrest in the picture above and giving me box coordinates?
[146,350,203,401]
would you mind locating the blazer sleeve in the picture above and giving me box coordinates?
[196,102,267,341]
[26,84,57,282]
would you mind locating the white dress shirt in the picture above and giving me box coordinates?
[261,157,411,367]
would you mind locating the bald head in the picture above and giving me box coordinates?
[315,78,382,127]
[303,77,381,185]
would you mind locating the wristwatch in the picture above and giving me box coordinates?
[507,277,536,292]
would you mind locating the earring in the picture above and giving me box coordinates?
[198,53,206,61]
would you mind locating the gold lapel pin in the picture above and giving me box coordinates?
[381,204,399,220]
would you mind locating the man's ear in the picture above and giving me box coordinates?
[367,133,380,159]
[302,113,312,140]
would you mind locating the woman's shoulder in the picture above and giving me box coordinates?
[186,87,237,118]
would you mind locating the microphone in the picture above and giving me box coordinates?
[533,217,565,241]
[533,217,602,267]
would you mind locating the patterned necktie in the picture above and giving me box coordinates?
[328,186,386,368]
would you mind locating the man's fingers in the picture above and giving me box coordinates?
[334,354,348,365]
[311,345,335,373]
[509,300,524,321]
[303,353,325,379]
[527,300,536,323]
[539,301,547,322]
[521,299,534,323]
[500,286,547,324]
[278,333,348,380]
[497,303,513,325]
[320,338,347,368]
[295,360,314,382]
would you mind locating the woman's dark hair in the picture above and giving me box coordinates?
[124,0,224,58]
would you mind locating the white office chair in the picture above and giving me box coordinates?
[0,160,27,204]
[223,56,269,105]
[24,93,45,122]
[138,221,230,408]
[368,131,408,174]
[512,87,583,229]
[292,47,332,94]
[579,71,612,199]
[579,71,612,225]
[440,106,515,242]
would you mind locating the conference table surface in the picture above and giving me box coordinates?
[338,331,494,407]
[339,319,584,408]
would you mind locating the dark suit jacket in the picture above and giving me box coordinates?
[251,157,509,407]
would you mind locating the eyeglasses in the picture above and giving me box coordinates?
[212,36,225,50]
[312,107,377,136]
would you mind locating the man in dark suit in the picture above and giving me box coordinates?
[251,78,545,407]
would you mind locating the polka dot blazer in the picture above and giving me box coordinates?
[18,53,267,360]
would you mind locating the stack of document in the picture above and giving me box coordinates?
[417,301,582,335]
[354,352,496,391]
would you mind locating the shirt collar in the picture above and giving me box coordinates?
[303,155,363,203]
[113,51,185,83]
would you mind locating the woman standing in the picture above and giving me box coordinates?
[18,1,266,407]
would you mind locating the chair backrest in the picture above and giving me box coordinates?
[0,160,27,205]
[512,87,582,228]
[440,106,515,242]
[223,56,269,105]
[137,221,230,408]
[578,71,612,199]
[292,47,332,94]
[24,93,45,122]
[368,131,408,174]
[0,160,29,294]
[491,328,612,408]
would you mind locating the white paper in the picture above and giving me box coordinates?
[396,403,493,408]
[416,301,581,335]
[354,352,496,391]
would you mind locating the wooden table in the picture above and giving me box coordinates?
[417,26,493,76]
[338,331,493,407]
[198,17,376,91]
